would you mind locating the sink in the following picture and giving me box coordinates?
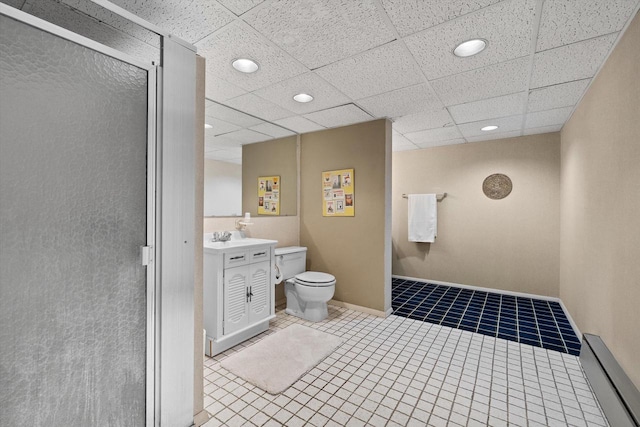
[203,233,277,252]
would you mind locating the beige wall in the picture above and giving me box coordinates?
[393,134,561,297]
[560,13,640,388]
[300,119,392,312]
[242,136,297,217]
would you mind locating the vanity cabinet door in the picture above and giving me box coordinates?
[248,261,270,324]
[223,265,249,335]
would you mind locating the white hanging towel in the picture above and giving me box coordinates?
[408,194,437,243]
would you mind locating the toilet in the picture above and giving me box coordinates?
[274,246,335,322]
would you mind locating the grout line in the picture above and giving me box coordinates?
[546,300,569,354]
[529,297,543,347]
[495,293,503,341]
[475,292,489,334]
[457,289,476,330]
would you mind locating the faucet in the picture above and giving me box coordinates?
[212,231,232,242]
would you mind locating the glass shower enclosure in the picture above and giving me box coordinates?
[0,2,197,425]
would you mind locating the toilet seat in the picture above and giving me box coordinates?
[294,271,335,287]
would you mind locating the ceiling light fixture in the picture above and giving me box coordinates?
[453,39,487,57]
[204,123,213,129]
[481,125,499,131]
[293,93,314,103]
[232,58,259,73]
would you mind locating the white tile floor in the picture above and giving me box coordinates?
[203,305,609,427]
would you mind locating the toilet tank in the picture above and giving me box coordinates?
[274,246,307,282]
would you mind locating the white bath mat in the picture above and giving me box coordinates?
[220,324,344,394]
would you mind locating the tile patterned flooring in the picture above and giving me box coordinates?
[203,305,608,427]
[392,278,582,356]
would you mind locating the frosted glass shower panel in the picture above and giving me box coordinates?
[0,14,149,426]
[9,0,161,63]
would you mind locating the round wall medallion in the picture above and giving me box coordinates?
[483,173,512,200]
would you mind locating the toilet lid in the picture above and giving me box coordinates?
[295,271,335,286]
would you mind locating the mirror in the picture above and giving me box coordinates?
[204,99,298,217]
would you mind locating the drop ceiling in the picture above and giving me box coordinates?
[5,0,639,161]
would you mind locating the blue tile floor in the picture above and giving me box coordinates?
[392,278,582,355]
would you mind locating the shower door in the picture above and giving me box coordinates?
[0,8,155,426]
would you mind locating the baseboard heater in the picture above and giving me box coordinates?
[580,334,640,426]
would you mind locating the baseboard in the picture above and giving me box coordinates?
[558,299,582,342]
[329,299,389,317]
[580,334,640,427]
[392,275,582,340]
[193,409,211,427]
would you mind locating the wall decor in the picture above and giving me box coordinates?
[258,176,280,215]
[322,169,354,217]
[483,173,512,200]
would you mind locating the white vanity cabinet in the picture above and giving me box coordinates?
[203,237,277,356]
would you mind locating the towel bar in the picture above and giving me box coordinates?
[402,193,447,201]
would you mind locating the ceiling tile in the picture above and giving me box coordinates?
[242,0,395,69]
[224,93,294,121]
[524,106,573,129]
[404,0,536,80]
[196,20,308,92]
[523,124,562,135]
[466,130,521,143]
[204,117,242,136]
[273,116,325,134]
[356,83,443,118]
[380,0,502,37]
[449,92,526,124]
[253,72,351,114]
[223,129,274,144]
[205,101,264,127]
[110,0,235,44]
[392,131,419,152]
[216,0,265,16]
[205,152,242,164]
[392,109,454,133]
[415,138,466,149]
[536,0,637,51]
[315,41,424,100]
[530,33,618,88]
[205,73,247,102]
[405,126,462,145]
[249,122,296,138]
[431,57,529,106]
[303,104,374,128]
[457,114,523,138]
[205,147,243,162]
[527,79,590,112]
[205,134,244,150]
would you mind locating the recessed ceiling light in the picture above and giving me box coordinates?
[232,58,259,73]
[481,125,499,131]
[204,123,213,129]
[293,93,314,103]
[453,39,487,57]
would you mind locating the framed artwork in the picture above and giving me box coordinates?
[322,169,354,217]
[258,176,280,215]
